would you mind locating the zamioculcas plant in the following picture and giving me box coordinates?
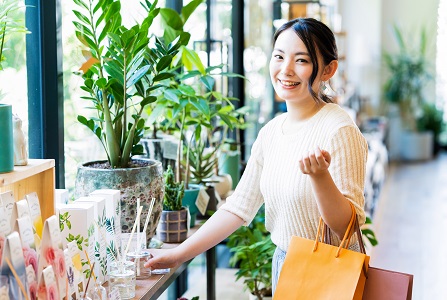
[73,0,202,168]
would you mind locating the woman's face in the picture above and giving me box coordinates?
[269,28,322,103]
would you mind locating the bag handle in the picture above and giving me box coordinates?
[313,202,357,258]
[322,203,367,255]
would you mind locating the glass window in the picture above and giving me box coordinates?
[1,0,28,139]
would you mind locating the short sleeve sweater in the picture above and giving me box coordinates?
[219,103,368,251]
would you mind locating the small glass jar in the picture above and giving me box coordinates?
[109,260,135,273]
[108,269,136,299]
[126,250,152,279]
[87,281,107,300]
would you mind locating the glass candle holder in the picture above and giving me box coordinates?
[126,250,152,279]
[108,269,136,300]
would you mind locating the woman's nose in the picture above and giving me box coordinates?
[280,61,294,77]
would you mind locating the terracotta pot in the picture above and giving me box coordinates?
[74,158,164,246]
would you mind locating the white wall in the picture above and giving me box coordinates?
[339,0,439,113]
[339,0,382,114]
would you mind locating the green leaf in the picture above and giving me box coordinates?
[153,72,175,82]
[156,55,173,72]
[181,0,203,24]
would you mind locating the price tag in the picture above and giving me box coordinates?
[195,188,210,216]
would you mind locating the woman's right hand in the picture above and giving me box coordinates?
[144,248,182,270]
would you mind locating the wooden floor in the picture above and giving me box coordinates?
[169,151,447,300]
[370,151,447,300]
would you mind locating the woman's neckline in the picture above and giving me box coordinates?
[280,103,330,136]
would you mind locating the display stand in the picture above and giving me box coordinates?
[0,159,55,220]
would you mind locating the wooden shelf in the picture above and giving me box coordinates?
[0,159,55,220]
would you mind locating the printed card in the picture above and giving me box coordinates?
[0,205,11,266]
[66,241,84,296]
[39,266,60,300]
[0,191,16,234]
[0,232,29,300]
[38,215,67,300]
[196,187,210,216]
[74,196,107,283]
[16,217,38,298]
[63,248,79,300]
[25,192,44,238]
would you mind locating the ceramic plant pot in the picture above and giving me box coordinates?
[182,184,201,228]
[157,207,188,243]
[0,104,14,173]
[74,158,164,246]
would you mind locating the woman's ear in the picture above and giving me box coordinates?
[321,60,338,81]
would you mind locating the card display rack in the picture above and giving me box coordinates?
[0,159,55,220]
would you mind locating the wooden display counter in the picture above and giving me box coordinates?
[0,159,55,220]
[124,225,217,300]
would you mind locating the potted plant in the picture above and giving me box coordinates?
[227,207,275,300]
[146,56,247,225]
[383,24,434,160]
[71,0,203,246]
[416,102,445,156]
[157,164,188,243]
[0,0,29,173]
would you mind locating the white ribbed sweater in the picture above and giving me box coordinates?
[220,103,368,251]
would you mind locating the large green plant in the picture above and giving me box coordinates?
[73,0,202,168]
[383,24,432,131]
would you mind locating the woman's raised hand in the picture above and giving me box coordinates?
[298,146,331,176]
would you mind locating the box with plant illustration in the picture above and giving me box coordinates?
[74,196,108,283]
[56,202,96,281]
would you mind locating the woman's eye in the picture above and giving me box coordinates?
[296,58,308,63]
[273,54,283,60]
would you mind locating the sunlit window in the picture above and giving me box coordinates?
[0,0,28,139]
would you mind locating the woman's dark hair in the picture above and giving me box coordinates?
[273,18,338,103]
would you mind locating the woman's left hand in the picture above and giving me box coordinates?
[299,146,331,176]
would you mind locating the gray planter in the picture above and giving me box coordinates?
[157,207,188,243]
[74,158,164,246]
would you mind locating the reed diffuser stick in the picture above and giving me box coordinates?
[84,262,96,298]
[141,198,156,246]
[124,205,143,258]
[136,198,140,255]
[4,258,29,300]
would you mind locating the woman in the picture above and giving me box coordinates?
[144,17,367,294]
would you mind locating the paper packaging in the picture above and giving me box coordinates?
[56,202,96,282]
[0,191,16,232]
[89,189,121,235]
[1,231,29,300]
[89,189,122,272]
[39,265,60,300]
[38,215,67,300]
[54,189,69,205]
[74,196,108,283]
[16,216,39,294]
[25,192,44,238]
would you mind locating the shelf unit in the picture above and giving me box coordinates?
[0,159,55,220]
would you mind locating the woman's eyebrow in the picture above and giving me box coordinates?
[273,48,309,56]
